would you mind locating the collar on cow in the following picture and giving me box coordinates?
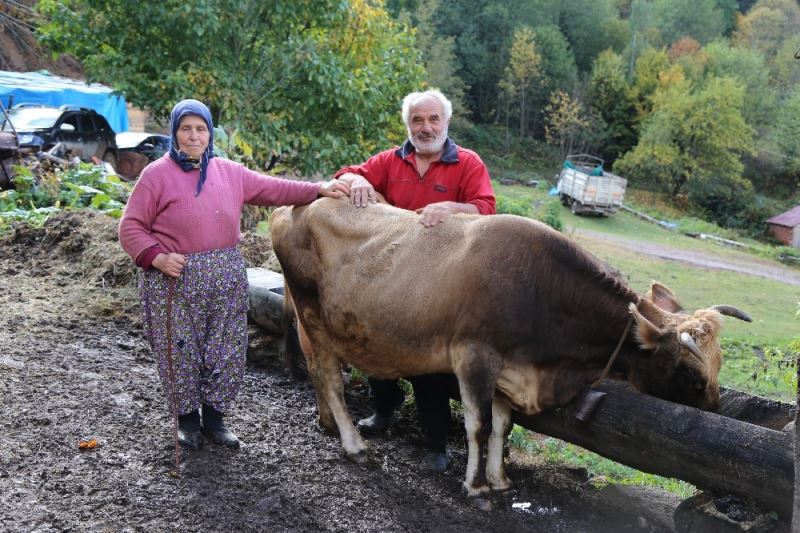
[394,137,459,164]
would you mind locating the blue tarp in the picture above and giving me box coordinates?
[0,70,129,132]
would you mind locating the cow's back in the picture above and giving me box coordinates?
[270,198,630,379]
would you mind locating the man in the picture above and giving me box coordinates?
[334,89,495,473]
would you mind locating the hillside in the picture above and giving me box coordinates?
[0,0,82,77]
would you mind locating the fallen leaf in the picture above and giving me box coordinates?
[78,439,98,449]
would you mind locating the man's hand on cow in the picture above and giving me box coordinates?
[152,252,186,278]
[318,180,350,198]
[340,172,377,208]
[416,202,456,227]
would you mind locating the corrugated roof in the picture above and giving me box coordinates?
[766,205,800,228]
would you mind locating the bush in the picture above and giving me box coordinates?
[689,190,787,238]
[496,195,532,217]
[536,199,563,232]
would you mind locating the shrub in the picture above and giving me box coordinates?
[536,199,563,232]
[496,195,532,217]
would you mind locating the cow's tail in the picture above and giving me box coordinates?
[282,283,309,381]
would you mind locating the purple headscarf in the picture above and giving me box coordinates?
[169,99,215,196]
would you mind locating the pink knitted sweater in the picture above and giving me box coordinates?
[119,155,320,266]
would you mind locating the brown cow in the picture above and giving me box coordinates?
[270,197,750,507]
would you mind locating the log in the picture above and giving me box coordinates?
[719,387,794,430]
[246,268,285,334]
[513,380,795,518]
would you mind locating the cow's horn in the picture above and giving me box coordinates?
[679,332,704,360]
[708,305,752,322]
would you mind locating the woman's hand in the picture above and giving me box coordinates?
[152,252,187,278]
[318,180,351,198]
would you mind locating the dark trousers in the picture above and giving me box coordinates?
[368,373,459,453]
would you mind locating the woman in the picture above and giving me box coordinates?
[119,99,348,450]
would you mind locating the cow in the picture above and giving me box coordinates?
[269,197,751,508]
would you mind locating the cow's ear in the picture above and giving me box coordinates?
[629,301,664,350]
[647,282,683,313]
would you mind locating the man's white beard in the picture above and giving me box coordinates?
[408,126,448,155]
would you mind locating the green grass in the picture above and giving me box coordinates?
[508,426,697,498]
[719,339,797,400]
[580,240,799,345]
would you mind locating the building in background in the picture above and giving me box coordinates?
[766,206,800,250]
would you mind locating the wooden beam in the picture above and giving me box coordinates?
[513,380,794,518]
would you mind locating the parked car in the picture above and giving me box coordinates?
[0,100,18,189]
[0,103,119,168]
[115,132,170,180]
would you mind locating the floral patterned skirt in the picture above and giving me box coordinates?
[139,247,248,416]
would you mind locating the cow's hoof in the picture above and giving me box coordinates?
[489,477,512,492]
[463,482,490,498]
[468,496,493,512]
[345,449,369,464]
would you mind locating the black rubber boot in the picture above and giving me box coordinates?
[419,451,448,473]
[356,412,395,435]
[357,377,406,435]
[201,404,240,449]
[177,410,203,449]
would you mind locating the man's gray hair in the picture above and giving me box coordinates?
[401,90,453,126]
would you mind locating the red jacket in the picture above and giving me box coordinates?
[334,138,495,214]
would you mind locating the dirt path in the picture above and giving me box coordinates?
[574,228,800,287]
[0,212,676,533]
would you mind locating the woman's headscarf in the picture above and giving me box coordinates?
[168,99,215,196]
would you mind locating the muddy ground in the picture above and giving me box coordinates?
[0,211,734,532]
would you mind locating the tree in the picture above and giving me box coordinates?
[533,25,579,95]
[774,87,800,180]
[733,0,800,62]
[651,0,727,46]
[587,50,637,163]
[501,26,542,137]
[615,76,754,201]
[544,90,590,159]
[410,0,470,125]
[624,0,659,76]
[770,35,800,94]
[704,40,776,132]
[710,0,742,36]
[629,47,670,124]
[667,37,708,83]
[438,0,516,123]
[556,0,629,72]
[37,0,425,175]
[525,24,579,138]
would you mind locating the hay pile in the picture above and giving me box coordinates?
[0,210,279,287]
